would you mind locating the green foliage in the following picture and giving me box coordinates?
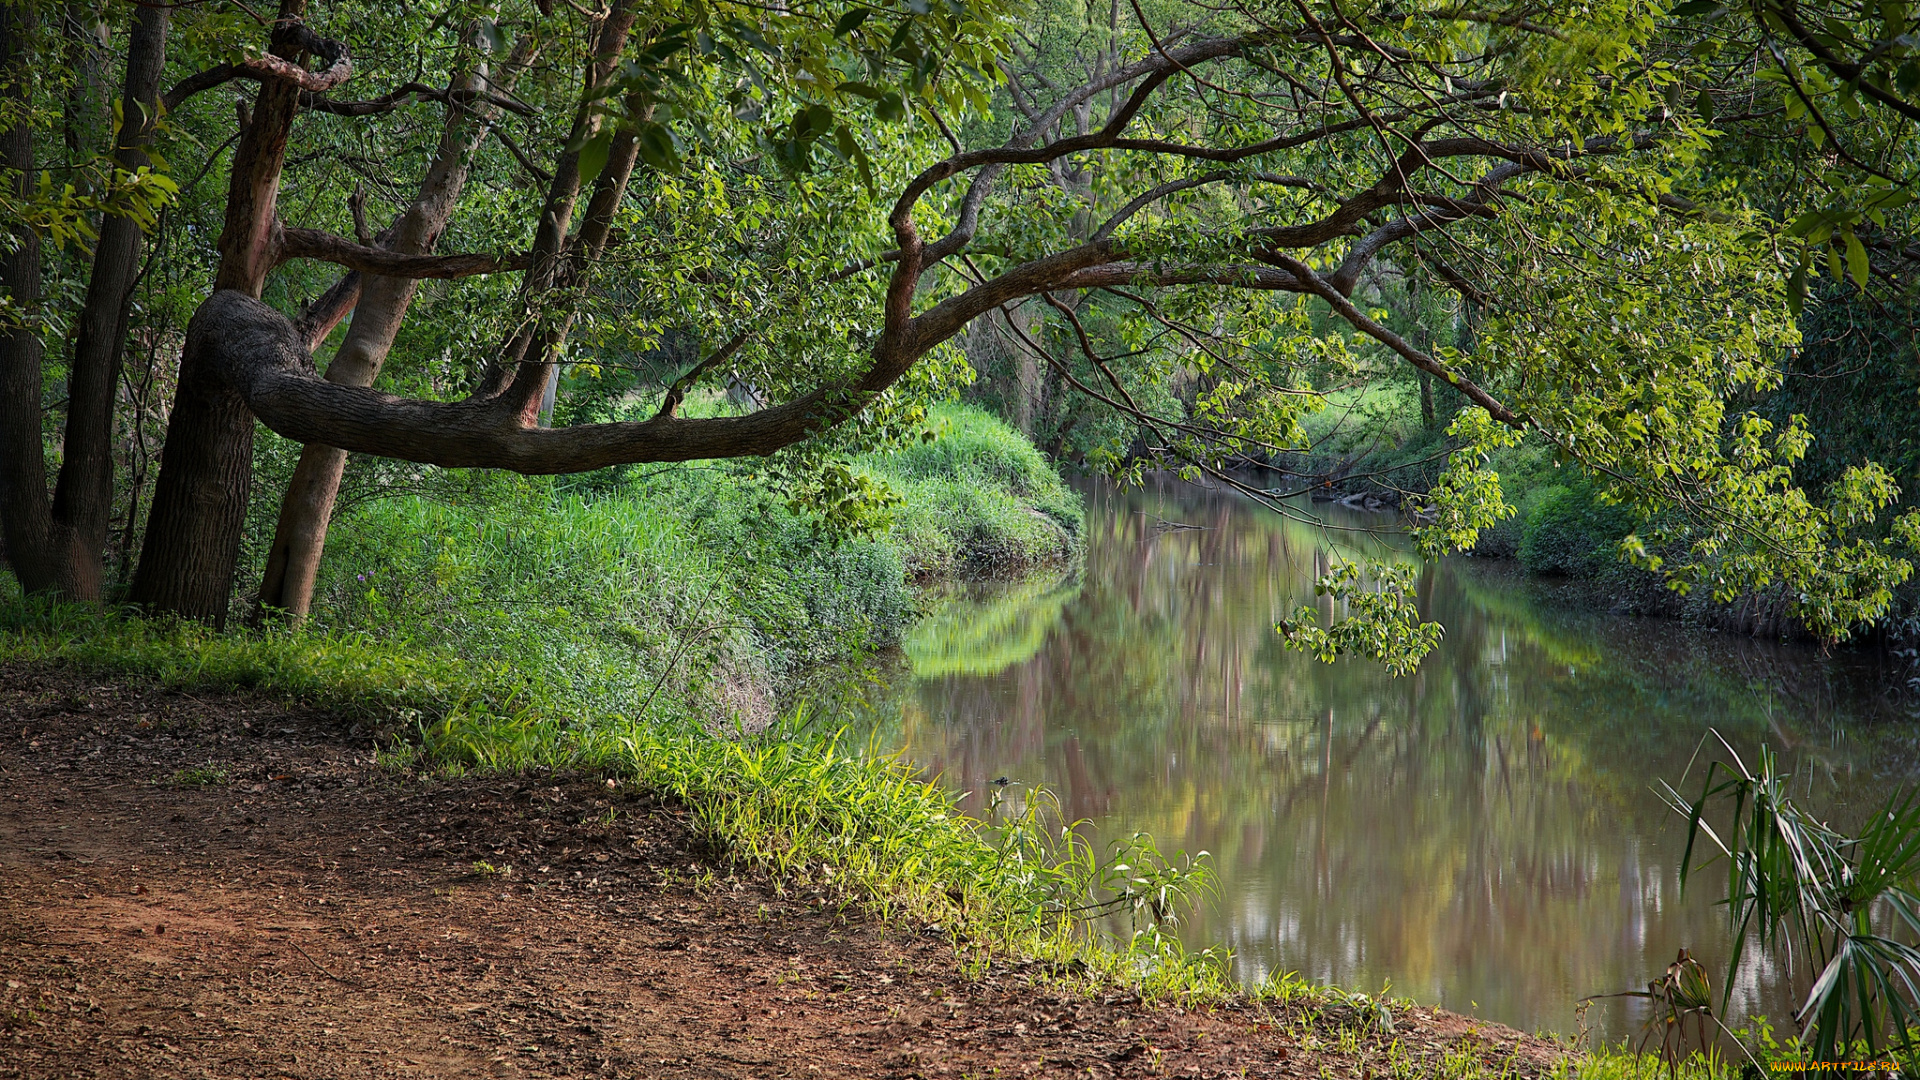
[1416,408,1526,560]
[858,402,1084,579]
[302,402,1079,721]
[1520,482,1643,577]
[1277,560,1445,678]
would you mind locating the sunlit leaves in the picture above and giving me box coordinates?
[1415,408,1524,559]
[1277,560,1444,678]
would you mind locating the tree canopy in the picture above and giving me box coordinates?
[1,0,1917,666]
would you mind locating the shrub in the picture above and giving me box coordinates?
[1518,481,1640,577]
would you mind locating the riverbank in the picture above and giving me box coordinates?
[266,400,1084,731]
[0,663,1575,1078]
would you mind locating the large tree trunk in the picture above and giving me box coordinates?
[0,2,53,594]
[255,40,531,622]
[1,1,169,601]
[130,4,312,623]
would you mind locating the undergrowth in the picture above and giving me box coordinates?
[290,401,1081,726]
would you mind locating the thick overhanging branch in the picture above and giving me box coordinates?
[162,25,351,111]
[199,291,859,473]
[275,226,530,278]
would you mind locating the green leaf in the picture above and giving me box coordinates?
[834,8,869,36]
[836,80,885,99]
[1668,0,1721,16]
[835,125,874,195]
[577,130,613,185]
[636,121,681,173]
[875,91,905,122]
[1845,230,1871,290]
[1898,61,1920,96]
[1784,211,1821,237]
[1787,262,1808,315]
[642,36,688,62]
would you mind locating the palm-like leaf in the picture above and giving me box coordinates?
[1670,733,1920,1062]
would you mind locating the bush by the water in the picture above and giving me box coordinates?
[1517,481,1641,578]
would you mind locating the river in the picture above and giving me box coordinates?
[853,475,1908,1043]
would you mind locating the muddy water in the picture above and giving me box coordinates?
[858,476,1908,1041]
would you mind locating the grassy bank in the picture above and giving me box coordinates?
[281,401,1082,728]
[0,593,1244,995]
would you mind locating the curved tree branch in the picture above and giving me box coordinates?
[161,25,352,111]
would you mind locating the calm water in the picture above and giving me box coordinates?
[856,476,1910,1041]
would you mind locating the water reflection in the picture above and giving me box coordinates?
[857,476,1904,1041]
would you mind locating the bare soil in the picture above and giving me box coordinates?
[0,665,1570,1079]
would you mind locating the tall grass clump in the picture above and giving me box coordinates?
[860,402,1082,579]
[311,489,795,729]
[303,401,1080,730]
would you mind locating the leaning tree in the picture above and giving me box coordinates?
[1,0,1913,664]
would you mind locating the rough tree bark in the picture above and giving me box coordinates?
[132,0,630,622]
[254,35,533,623]
[0,2,51,592]
[129,1,335,623]
[56,1,169,600]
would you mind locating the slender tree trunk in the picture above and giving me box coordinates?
[255,39,530,622]
[130,2,310,623]
[50,1,168,601]
[0,2,53,594]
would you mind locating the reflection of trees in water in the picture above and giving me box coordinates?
[872,477,1900,1039]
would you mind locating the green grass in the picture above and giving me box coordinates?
[859,402,1083,579]
[292,401,1081,728]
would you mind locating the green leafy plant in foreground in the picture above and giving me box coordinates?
[1664,732,1920,1064]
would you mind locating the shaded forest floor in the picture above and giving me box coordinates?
[0,665,1570,1079]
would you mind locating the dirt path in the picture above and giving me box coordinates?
[0,666,1568,1079]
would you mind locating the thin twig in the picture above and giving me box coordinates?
[287,937,357,984]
